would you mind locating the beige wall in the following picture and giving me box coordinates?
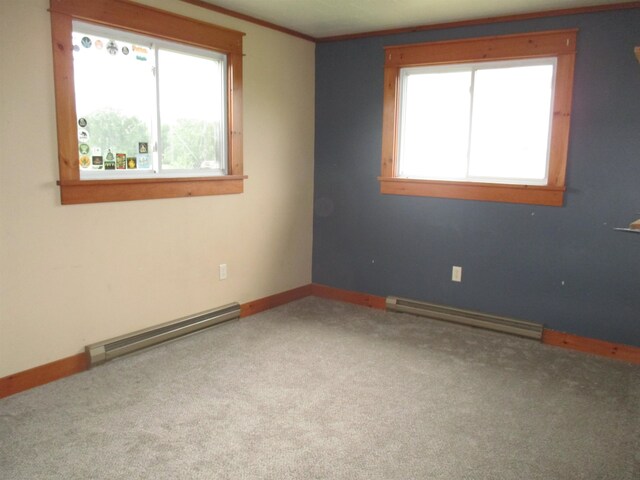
[0,0,315,377]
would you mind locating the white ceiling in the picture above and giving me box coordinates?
[198,0,632,38]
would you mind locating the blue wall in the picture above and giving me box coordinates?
[313,9,640,346]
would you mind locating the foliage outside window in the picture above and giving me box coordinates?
[380,30,577,206]
[50,0,245,204]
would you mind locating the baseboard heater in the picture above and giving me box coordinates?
[386,296,543,340]
[85,302,241,367]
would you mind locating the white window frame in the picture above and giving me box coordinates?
[397,57,557,186]
[73,21,228,181]
[379,29,577,207]
[50,0,245,205]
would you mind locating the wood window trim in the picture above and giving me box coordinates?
[50,0,245,204]
[379,29,577,207]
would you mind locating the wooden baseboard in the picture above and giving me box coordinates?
[311,283,386,309]
[312,284,640,364]
[0,285,315,399]
[240,284,313,317]
[0,353,88,399]
[4,284,637,398]
[543,329,640,364]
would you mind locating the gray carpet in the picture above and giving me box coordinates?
[1,297,639,479]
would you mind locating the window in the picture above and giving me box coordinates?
[380,30,577,206]
[50,0,244,204]
[73,22,227,179]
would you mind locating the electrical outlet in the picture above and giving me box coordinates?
[452,266,462,282]
[219,263,227,280]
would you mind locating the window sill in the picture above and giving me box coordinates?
[379,177,564,206]
[58,175,247,204]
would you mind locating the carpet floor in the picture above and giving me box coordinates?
[1,297,639,479]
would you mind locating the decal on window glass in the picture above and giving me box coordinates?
[137,154,150,169]
[106,41,118,56]
[78,128,89,142]
[116,153,126,169]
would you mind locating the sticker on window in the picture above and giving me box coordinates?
[137,154,150,169]
[78,129,89,142]
[116,153,126,169]
[106,41,118,56]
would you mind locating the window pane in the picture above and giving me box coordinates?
[72,28,155,175]
[158,49,225,173]
[399,70,471,179]
[468,64,554,182]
